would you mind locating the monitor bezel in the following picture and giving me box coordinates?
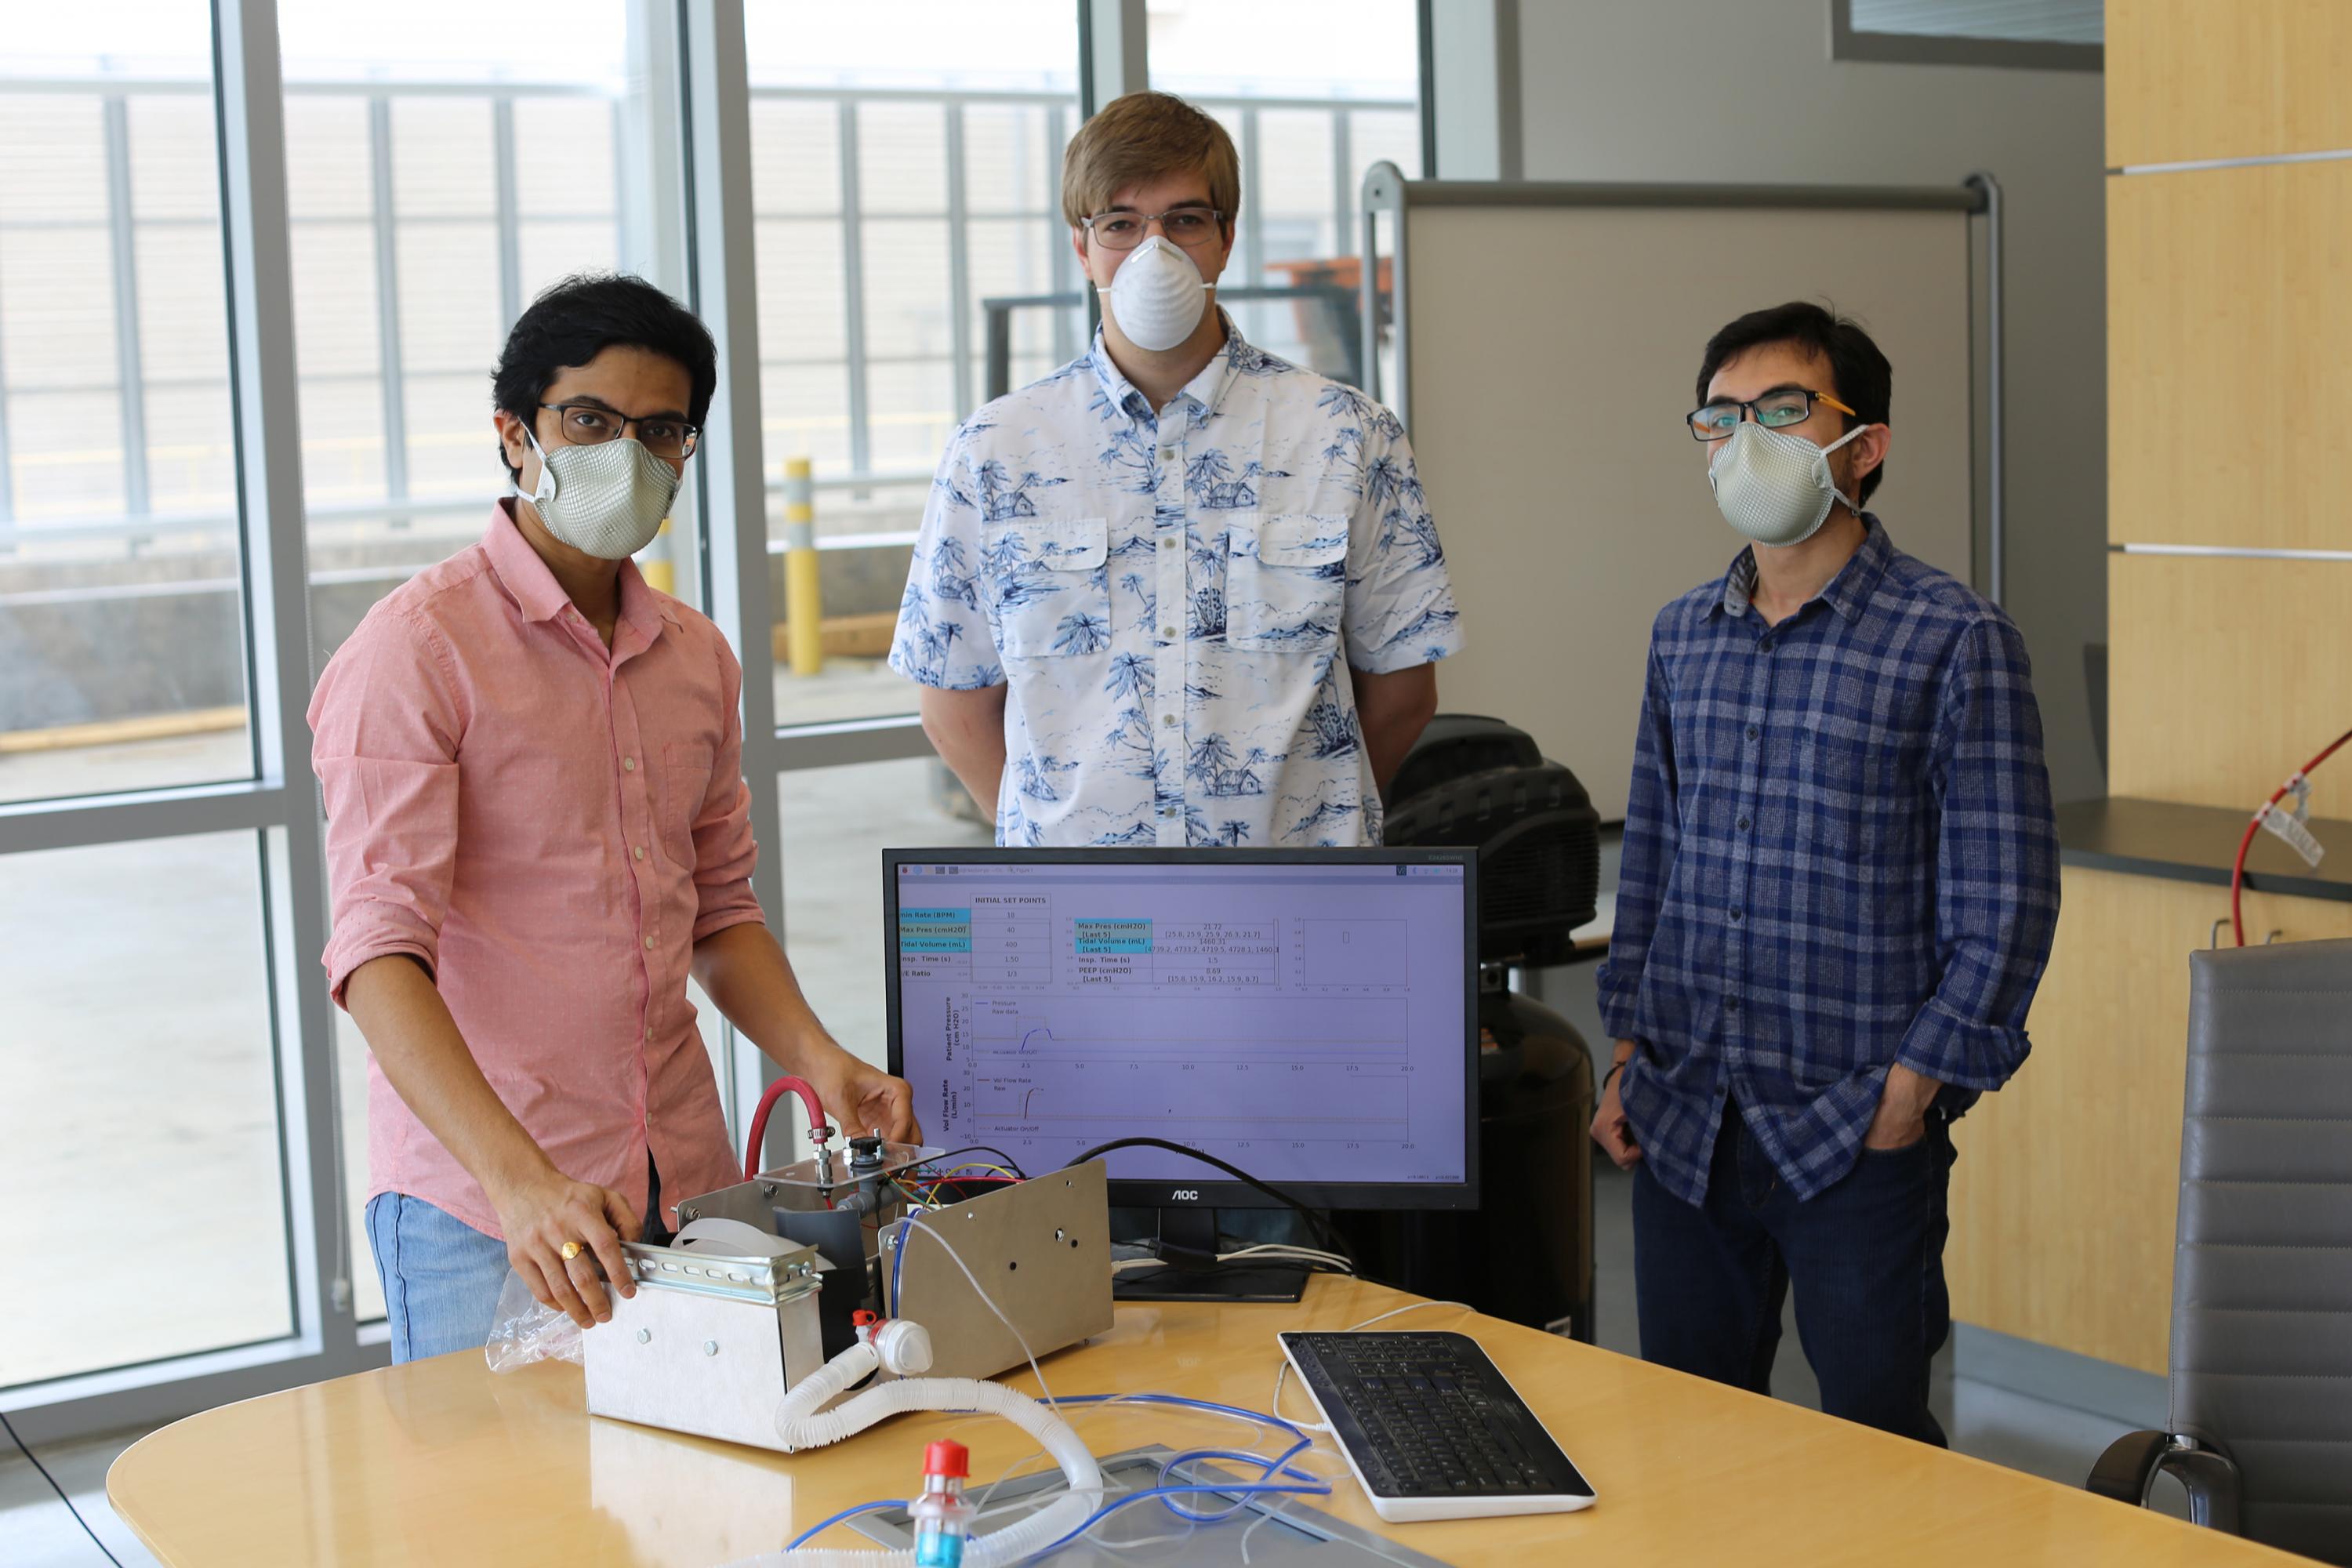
[883,846,1479,1214]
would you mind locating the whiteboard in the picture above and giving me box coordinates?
[1384,190,1981,819]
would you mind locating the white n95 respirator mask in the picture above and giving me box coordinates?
[1707,419,1869,548]
[1101,235,1213,352]
[523,426,682,560]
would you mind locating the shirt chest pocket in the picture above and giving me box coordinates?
[983,516,1111,659]
[1798,714,1928,859]
[659,740,714,868]
[1227,513,1348,653]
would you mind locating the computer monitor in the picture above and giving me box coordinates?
[885,848,1479,1299]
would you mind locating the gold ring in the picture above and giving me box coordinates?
[560,1241,583,1261]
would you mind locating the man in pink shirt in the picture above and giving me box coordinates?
[310,274,916,1362]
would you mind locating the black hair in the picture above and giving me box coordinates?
[1696,300,1892,504]
[492,273,717,483]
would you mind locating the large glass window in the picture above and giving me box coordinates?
[1146,0,1422,376]
[745,4,1081,732]
[1,833,287,1386]
[270,6,666,1321]
[776,757,992,1076]
[0,0,1434,1436]
[0,6,251,807]
[275,4,646,673]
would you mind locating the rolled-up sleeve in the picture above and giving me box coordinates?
[1894,617,2060,1091]
[1342,423,1462,675]
[308,608,466,1007]
[690,634,766,942]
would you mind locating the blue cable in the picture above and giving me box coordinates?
[786,1391,1324,1555]
[1038,1473,1333,1555]
[1151,1441,1319,1523]
[785,1498,909,1551]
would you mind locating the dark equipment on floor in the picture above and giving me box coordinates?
[1341,715,1602,1341]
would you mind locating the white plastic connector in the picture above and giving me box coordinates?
[871,1318,932,1376]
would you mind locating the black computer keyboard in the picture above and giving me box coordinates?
[1279,1330,1596,1522]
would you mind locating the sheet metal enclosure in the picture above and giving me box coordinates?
[883,1160,1116,1381]
[677,1157,1115,1384]
[583,1235,825,1452]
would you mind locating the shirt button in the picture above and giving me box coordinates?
[1726,998,1741,1014]
[1729,908,1744,923]
[1158,448,1174,462]
[1162,713,1178,727]
[633,845,645,861]
[1160,626,1177,639]
[1759,637,1773,652]
[1745,724,1759,741]
[643,935,655,949]
[623,756,637,771]
[644,1026,653,1043]
[1737,815,1751,832]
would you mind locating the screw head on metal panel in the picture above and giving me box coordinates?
[682,1206,698,1221]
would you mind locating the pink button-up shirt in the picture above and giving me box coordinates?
[310,502,763,1238]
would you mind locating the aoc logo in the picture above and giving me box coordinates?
[1168,1189,1202,1202]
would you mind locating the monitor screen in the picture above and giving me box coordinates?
[886,849,1476,1210]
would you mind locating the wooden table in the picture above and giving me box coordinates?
[110,1277,2300,1566]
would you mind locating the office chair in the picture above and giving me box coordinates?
[2086,938,2352,1563]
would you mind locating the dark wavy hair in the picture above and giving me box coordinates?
[492,273,717,482]
[1696,301,1892,503]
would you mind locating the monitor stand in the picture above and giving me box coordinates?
[1112,1206,1308,1304]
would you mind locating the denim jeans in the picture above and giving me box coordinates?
[365,1192,512,1363]
[1630,1099,1954,1446]
[367,1163,669,1363]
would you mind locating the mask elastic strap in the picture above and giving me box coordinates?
[1819,421,1869,515]
[521,425,557,506]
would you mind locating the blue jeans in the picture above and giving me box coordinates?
[365,1192,511,1363]
[1630,1099,1953,1446]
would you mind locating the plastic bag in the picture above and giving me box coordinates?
[485,1269,583,1371]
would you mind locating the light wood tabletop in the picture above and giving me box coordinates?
[109,1276,2301,1566]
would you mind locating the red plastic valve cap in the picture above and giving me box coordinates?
[924,1439,971,1479]
[851,1309,880,1329]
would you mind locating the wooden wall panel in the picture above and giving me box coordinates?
[2107,554,2352,814]
[2107,162,2352,550]
[2108,0,2352,167]
[1948,866,2352,1374]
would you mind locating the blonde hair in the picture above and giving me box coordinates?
[1060,91,1240,231]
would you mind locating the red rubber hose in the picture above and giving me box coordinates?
[744,1075,829,1179]
[2230,728,2352,946]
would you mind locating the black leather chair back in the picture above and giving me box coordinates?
[2176,939,2352,1561]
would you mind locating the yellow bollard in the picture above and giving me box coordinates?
[782,456,823,677]
[639,516,677,596]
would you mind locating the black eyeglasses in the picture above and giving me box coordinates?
[539,402,701,459]
[1686,387,1856,441]
[1080,208,1228,250]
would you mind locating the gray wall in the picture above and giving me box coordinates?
[1504,0,2107,803]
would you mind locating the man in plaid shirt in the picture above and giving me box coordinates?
[1592,302,2058,1445]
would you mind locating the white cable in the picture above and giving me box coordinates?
[894,1211,1056,1409]
[1270,1300,1475,1436]
[1220,1243,1352,1268]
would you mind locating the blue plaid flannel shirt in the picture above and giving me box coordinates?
[1595,519,2059,1207]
